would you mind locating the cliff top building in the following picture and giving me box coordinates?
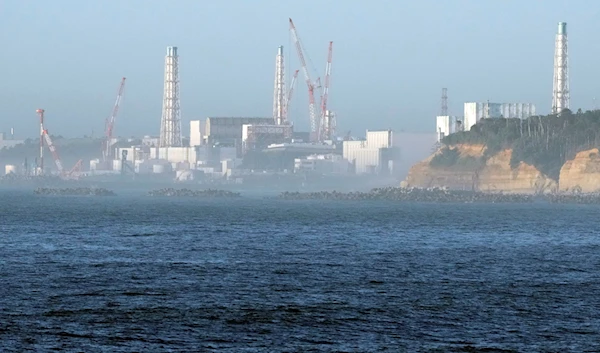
[463,102,536,131]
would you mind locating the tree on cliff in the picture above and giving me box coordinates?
[436,109,600,181]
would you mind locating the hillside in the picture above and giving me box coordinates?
[436,109,600,181]
[0,137,139,171]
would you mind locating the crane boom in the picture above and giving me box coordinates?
[103,77,126,162]
[320,42,333,140]
[289,18,319,142]
[283,69,300,122]
[42,130,64,174]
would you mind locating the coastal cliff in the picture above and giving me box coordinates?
[409,110,600,193]
[403,145,557,194]
[559,148,600,193]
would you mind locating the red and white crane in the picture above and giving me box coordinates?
[42,129,64,174]
[289,18,320,142]
[320,41,334,140]
[103,77,126,162]
[283,69,300,122]
[35,109,83,179]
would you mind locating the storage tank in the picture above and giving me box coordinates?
[5,165,17,175]
[90,159,99,171]
[153,164,165,174]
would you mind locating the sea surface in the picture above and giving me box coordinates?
[1,189,599,352]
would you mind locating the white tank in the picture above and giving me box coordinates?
[153,164,165,174]
[89,159,99,171]
[5,165,16,175]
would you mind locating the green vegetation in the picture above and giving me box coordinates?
[0,137,140,169]
[435,109,600,180]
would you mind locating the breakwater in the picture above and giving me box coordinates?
[280,187,533,203]
[279,187,600,204]
[546,193,600,204]
[34,187,116,196]
[148,188,241,198]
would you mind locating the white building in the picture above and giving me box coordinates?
[464,102,536,131]
[190,120,204,147]
[0,132,24,150]
[294,154,350,174]
[242,124,292,153]
[342,130,397,175]
[436,116,464,142]
[112,144,239,173]
[141,135,159,147]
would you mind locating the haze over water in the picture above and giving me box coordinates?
[1,190,599,351]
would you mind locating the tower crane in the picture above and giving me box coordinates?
[289,18,319,142]
[103,77,126,162]
[283,69,300,122]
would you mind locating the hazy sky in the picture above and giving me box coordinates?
[1,0,599,139]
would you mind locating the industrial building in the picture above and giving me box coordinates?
[463,102,536,131]
[203,117,274,146]
[436,116,463,142]
[342,130,397,175]
[189,121,204,147]
[242,124,293,154]
[0,131,24,150]
[294,154,350,174]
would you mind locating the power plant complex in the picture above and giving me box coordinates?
[0,20,582,183]
[3,18,399,183]
[436,21,571,143]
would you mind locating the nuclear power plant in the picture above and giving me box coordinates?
[1,18,582,185]
[74,18,399,183]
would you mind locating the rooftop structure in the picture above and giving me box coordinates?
[463,102,536,131]
[242,124,293,154]
[436,116,463,142]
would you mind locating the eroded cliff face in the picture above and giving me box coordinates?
[559,148,600,193]
[479,150,556,194]
[403,145,557,194]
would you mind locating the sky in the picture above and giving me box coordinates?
[1,0,599,139]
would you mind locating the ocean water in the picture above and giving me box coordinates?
[1,190,599,352]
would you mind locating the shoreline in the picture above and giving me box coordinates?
[27,186,600,204]
[278,187,600,204]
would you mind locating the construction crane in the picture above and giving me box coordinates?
[344,130,352,141]
[36,109,45,175]
[103,77,126,162]
[289,18,319,142]
[36,109,83,179]
[283,69,300,122]
[65,159,83,179]
[320,42,333,140]
[42,129,64,175]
